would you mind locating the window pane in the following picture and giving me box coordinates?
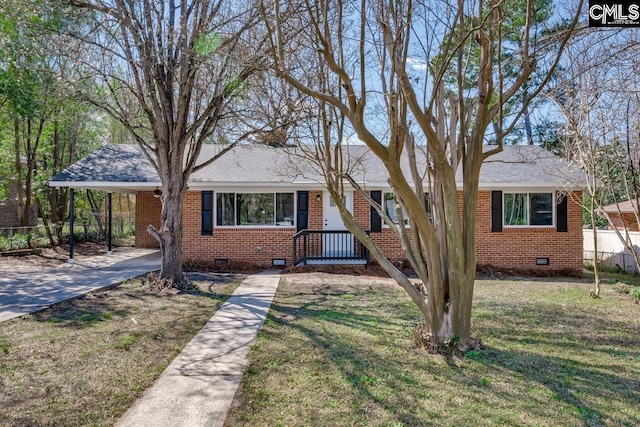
[216,193,234,226]
[530,193,553,225]
[329,195,345,206]
[504,193,527,225]
[384,193,408,225]
[236,193,275,225]
[276,193,294,226]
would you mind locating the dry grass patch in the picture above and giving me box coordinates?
[0,271,244,427]
[225,273,640,427]
[0,242,118,269]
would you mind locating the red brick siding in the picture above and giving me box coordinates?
[608,213,640,231]
[475,191,583,274]
[135,192,161,248]
[135,189,583,273]
[309,190,322,229]
[350,191,408,262]
[353,190,369,229]
[0,182,37,227]
[359,190,584,274]
[181,191,296,266]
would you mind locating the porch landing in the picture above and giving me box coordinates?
[297,259,368,267]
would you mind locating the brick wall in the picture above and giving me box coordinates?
[181,191,296,266]
[350,191,408,262]
[135,189,584,273]
[135,192,162,248]
[608,212,640,232]
[0,197,21,228]
[356,190,584,274]
[0,182,38,228]
[309,190,322,229]
[474,191,583,274]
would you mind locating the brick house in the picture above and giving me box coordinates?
[0,181,38,228]
[50,144,585,274]
[600,200,639,232]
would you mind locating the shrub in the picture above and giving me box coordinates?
[612,282,631,294]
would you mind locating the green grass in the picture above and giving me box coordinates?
[225,276,640,427]
[584,269,640,287]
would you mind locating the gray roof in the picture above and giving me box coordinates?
[460,144,586,188]
[49,143,585,192]
[50,144,158,185]
[601,199,639,213]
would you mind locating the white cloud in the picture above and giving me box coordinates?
[406,57,428,71]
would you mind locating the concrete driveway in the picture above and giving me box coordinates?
[0,248,161,322]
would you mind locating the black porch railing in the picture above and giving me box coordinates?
[293,229,370,266]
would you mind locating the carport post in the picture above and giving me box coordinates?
[69,188,75,264]
[107,192,113,254]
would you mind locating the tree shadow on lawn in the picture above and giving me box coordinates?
[475,346,640,426]
[31,293,134,328]
[31,272,244,329]
[474,298,640,358]
[264,301,433,426]
[260,295,639,426]
[184,272,245,297]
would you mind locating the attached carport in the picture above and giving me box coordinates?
[49,144,161,263]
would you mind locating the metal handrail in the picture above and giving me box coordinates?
[293,229,370,266]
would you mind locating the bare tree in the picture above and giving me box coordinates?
[68,0,266,282]
[262,0,582,348]
[553,31,640,288]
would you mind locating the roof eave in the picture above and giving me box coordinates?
[48,181,160,194]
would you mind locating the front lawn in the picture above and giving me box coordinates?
[0,272,243,427]
[225,274,640,427]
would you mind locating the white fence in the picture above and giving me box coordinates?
[583,229,640,273]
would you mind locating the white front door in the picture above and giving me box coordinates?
[323,191,353,257]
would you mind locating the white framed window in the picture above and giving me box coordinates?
[503,192,554,227]
[382,192,431,226]
[216,192,295,227]
[384,192,409,225]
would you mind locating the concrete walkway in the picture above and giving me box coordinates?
[116,270,281,427]
[0,248,160,322]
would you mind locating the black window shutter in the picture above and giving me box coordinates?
[491,191,503,232]
[371,191,382,233]
[297,191,309,232]
[424,192,431,216]
[557,194,568,232]
[201,191,213,235]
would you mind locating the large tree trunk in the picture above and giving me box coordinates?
[148,180,186,284]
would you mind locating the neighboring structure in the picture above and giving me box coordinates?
[600,200,640,231]
[0,181,37,228]
[50,144,585,275]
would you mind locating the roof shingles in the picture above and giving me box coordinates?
[50,143,585,190]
